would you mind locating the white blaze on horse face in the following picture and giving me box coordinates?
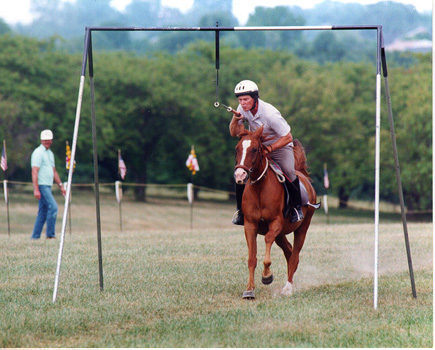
[234,140,251,184]
[240,140,251,166]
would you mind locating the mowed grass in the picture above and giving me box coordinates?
[0,188,432,347]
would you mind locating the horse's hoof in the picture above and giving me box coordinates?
[261,274,274,285]
[242,290,255,299]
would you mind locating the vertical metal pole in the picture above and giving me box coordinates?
[373,26,382,310]
[88,32,104,292]
[380,37,417,298]
[53,28,91,303]
[214,26,220,106]
[374,73,381,310]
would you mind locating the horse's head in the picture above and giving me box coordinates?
[234,126,264,185]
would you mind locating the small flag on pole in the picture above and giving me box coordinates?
[1,140,7,172]
[323,163,329,189]
[118,149,127,180]
[66,141,76,171]
[186,146,199,175]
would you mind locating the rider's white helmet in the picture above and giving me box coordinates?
[40,129,53,140]
[234,80,259,98]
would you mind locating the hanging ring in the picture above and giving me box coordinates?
[214,101,220,107]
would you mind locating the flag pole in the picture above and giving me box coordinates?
[190,178,193,230]
[117,149,124,232]
[2,140,10,236]
[115,179,123,232]
[186,145,199,230]
[5,180,10,236]
[323,163,330,224]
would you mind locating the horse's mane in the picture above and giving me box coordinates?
[293,139,311,181]
[238,130,251,138]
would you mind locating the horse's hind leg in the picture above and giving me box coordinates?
[283,214,313,295]
[275,234,293,262]
[275,235,295,295]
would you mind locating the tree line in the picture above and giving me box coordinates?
[0,35,431,210]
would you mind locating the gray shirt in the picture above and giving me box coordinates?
[236,99,291,146]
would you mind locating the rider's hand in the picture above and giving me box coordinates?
[265,145,274,154]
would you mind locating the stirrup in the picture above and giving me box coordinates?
[290,207,304,223]
[232,210,244,225]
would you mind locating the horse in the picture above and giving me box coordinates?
[234,126,318,299]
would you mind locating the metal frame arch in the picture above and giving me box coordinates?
[53,25,416,310]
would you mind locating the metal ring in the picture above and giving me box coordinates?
[214,102,219,107]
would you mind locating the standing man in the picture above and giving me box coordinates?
[31,129,66,239]
[229,80,304,225]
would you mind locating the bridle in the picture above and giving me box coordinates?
[234,140,268,184]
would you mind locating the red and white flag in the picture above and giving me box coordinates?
[323,166,329,189]
[186,146,199,175]
[118,150,127,180]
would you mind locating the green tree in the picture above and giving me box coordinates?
[381,53,432,210]
[241,6,305,51]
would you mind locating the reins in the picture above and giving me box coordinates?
[250,157,268,184]
[235,142,269,184]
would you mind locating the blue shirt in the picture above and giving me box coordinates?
[31,144,55,186]
[237,99,291,146]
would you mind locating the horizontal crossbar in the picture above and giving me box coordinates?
[86,25,381,32]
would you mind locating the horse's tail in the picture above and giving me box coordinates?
[293,139,311,181]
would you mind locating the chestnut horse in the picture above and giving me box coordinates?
[234,126,318,299]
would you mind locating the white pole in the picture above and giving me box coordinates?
[115,181,123,231]
[373,73,381,310]
[187,183,193,229]
[53,75,86,302]
[234,25,333,31]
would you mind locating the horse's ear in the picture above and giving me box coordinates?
[253,126,264,139]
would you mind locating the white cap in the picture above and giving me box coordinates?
[40,129,53,140]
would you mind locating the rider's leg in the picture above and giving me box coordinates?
[271,145,304,223]
[232,184,245,225]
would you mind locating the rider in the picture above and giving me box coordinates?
[229,80,304,225]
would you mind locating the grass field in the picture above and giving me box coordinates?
[0,187,432,347]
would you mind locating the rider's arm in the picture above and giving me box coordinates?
[265,132,293,154]
[229,115,245,137]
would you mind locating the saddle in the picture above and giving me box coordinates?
[269,162,321,214]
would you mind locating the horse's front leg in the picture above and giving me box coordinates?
[243,222,257,299]
[262,218,283,285]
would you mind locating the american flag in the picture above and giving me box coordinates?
[118,150,127,180]
[1,142,7,172]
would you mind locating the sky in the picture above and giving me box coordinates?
[0,0,432,26]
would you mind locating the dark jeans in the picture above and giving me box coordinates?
[31,185,58,239]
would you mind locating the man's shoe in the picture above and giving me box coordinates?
[232,210,244,225]
[290,206,304,223]
[46,236,56,239]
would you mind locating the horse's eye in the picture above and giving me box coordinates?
[252,148,257,153]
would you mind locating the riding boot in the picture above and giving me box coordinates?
[286,176,304,223]
[232,184,245,225]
